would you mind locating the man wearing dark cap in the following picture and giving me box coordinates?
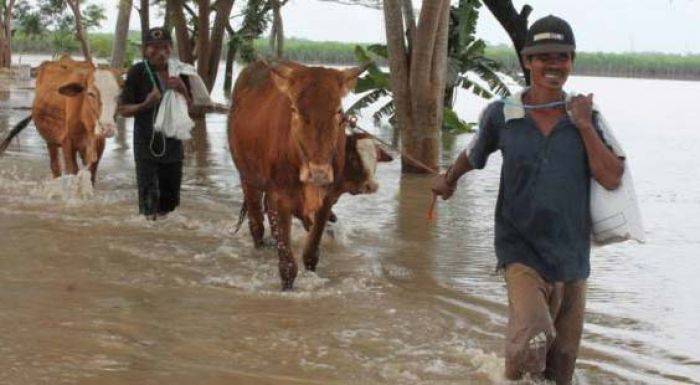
[118,27,192,220]
[432,15,624,384]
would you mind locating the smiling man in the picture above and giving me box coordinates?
[432,15,624,384]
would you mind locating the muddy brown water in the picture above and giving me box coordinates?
[1,60,699,384]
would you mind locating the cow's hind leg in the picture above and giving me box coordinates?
[47,143,61,178]
[267,194,297,291]
[242,183,265,248]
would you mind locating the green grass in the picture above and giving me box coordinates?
[10,32,700,80]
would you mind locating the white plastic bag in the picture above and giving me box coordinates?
[589,112,645,245]
[154,89,193,140]
[153,58,213,140]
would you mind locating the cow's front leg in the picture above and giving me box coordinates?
[88,138,105,185]
[47,144,61,178]
[267,196,297,291]
[62,143,79,175]
[302,196,335,272]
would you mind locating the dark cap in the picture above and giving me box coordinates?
[521,15,575,55]
[144,27,172,46]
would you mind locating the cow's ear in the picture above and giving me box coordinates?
[268,64,295,99]
[340,63,370,96]
[58,82,85,97]
[376,145,394,162]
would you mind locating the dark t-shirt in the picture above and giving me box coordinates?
[468,93,613,283]
[120,61,190,164]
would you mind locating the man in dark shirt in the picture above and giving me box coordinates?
[118,27,192,220]
[432,16,624,384]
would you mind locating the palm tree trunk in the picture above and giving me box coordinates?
[111,0,132,68]
[384,0,449,174]
[139,0,150,52]
[0,0,15,68]
[66,0,93,64]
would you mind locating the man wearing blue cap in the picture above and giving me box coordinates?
[432,15,624,384]
[118,27,192,220]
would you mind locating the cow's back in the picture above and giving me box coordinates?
[228,61,299,190]
[32,60,90,144]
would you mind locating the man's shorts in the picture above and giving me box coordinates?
[504,263,587,384]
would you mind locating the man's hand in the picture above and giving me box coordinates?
[432,172,457,200]
[568,93,594,129]
[166,76,188,96]
[142,86,162,109]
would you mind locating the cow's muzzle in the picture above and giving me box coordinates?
[300,163,334,186]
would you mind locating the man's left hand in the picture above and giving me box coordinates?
[568,93,594,129]
[166,76,188,96]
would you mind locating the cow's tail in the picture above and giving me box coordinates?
[0,115,33,154]
[233,201,248,234]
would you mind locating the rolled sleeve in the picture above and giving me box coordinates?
[466,102,501,169]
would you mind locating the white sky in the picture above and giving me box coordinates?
[96,0,700,54]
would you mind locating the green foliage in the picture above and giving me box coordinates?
[346,45,393,125]
[445,0,510,104]
[347,0,509,133]
[442,108,474,133]
[10,0,106,55]
[485,45,700,80]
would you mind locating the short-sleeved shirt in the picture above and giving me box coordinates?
[467,91,612,282]
[120,61,190,164]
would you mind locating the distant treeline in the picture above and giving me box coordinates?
[11,33,700,81]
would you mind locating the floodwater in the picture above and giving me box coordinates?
[1,57,699,385]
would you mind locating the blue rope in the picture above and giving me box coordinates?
[499,99,567,110]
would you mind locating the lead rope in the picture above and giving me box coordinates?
[343,115,441,222]
[143,61,166,158]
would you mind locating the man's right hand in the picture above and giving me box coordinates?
[142,86,162,109]
[432,172,457,200]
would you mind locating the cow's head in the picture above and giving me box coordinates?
[342,133,393,195]
[267,61,369,186]
[57,68,122,139]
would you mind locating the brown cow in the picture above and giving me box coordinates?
[294,131,393,274]
[0,56,122,184]
[228,59,374,290]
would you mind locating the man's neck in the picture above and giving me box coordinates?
[525,87,564,105]
[147,60,168,72]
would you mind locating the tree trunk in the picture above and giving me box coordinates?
[111,0,132,68]
[269,0,284,58]
[163,0,172,30]
[205,0,235,90]
[383,0,449,174]
[170,0,194,63]
[481,0,532,85]
[196,0,211,90]
[66,0,93,64]
[0,0,15,68]
[139,0,150,52]
[223,35,237,96]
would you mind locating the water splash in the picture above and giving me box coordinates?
[32,169,94,201]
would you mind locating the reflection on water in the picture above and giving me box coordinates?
[1,60,699,384]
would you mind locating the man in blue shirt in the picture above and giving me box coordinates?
[432,15,623,384]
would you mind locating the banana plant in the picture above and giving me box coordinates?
[349,0,511,133]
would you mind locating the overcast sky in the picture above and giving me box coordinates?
[97,0,700,54]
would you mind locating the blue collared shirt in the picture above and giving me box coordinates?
[467,92,612,282]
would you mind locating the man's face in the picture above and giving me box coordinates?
[145,42,172,68]
[523,52,573,91]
